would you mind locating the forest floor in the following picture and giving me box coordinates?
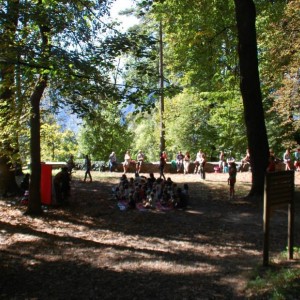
[1,170,300,299]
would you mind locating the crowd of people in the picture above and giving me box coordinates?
[105,148,300,179]
[113,173,189,210]
[107,149,209,177]
[216,149,250,173]
[62,147,300,204]
[17,146,300,207]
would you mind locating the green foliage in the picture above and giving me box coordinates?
[36,111,77,162]
[40,122,78,162]
[151,0,238,91]
[0,0,297,185]
[0,0,143,117]
[77,101,132,161]
[118,7,182,113]
[126,88,246,162]
[164,90,246,160]
[0,0,142,170]
[120,0,247,161]
[126,112,160,162]
[257,0,300,150]
[164,92,214,158]
[121,0,247,160]
[126,0,299,161]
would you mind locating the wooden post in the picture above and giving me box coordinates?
[288,193,295,260]
[263,180,270,266]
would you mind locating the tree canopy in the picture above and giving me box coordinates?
[0,0,299,211]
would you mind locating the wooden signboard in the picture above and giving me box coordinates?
[263,170,295,266]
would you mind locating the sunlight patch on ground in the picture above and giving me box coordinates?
[185,209,204,215]
[9,233,43,243]
[36,231,258,276]
[109,259,219,274]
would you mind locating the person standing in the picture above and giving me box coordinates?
[54,167,71,204]
[83,155,92,182]
[194,149,202,174]
[267,154,276,172]
[176,151,184,173]
[108,151,117,172]
[159,151,166,180]
[218,151,225,171]
[66,155,75,175]
[294,148,300,171]
[20,173,30,195]
[162,151,168,161]
[283,148,292,170]
[241,148,251,171]
[199,152,206,180]
[123,150,131,174]
[228,161,237,200]
[136,150,145,174]
[183,151,191,174]
[267,148,277,172]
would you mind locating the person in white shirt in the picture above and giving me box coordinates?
[283,148,292,170]
[136,150,145,174]
[108,151,117,172]
[194,149,203,174]
[123,150,131,174]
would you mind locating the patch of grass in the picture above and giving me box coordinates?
[282,246,300,260]
[246,249,300,299]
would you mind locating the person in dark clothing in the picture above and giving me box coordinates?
[54,167,70,205]
[67,155,75,175]
[83,155,92,182]
[199,152,206,180]
[176,151,184,172]
[20,173,30,194]
[174,187,188,209]
[159,152,166,180]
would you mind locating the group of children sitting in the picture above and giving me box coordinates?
[113,173,189,210]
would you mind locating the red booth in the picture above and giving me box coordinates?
[40,162,67,205]
[41,163,52,205]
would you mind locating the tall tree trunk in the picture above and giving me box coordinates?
[26,5,50,215]
[0,0,20,195]
[234,0,269,197]
[26,76,47,215]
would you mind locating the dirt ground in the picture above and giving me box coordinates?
[0,170,300,299]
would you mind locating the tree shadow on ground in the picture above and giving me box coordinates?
[0,173,299,299]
